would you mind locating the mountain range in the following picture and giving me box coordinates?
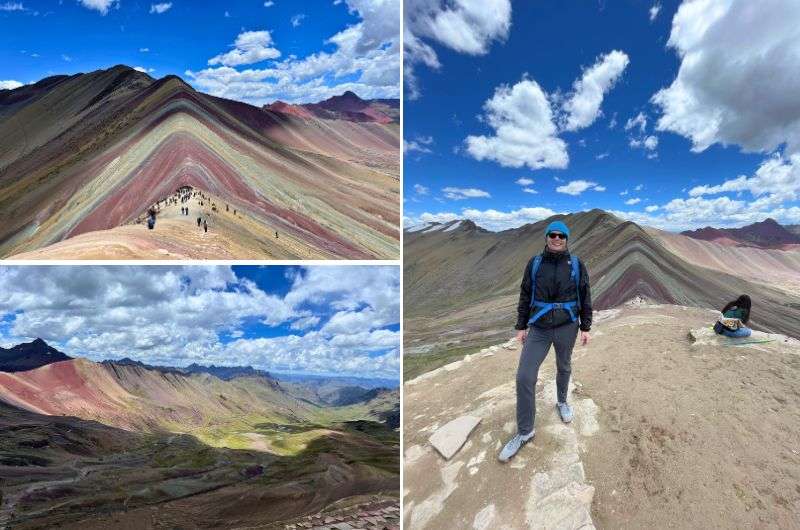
[0,338,72,372]
[681,218,800,250]
[0,66,400,259]
[0,339,399,527]
[404,210,800,378]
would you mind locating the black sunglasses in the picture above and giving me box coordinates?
[547,232,567,240]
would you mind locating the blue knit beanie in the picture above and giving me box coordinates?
[545,220,570,239]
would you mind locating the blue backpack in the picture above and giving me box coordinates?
[528,254,581,325]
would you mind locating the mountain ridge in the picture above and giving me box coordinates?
[0,65,400,259]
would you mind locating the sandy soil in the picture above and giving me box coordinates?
[403,303,800,529]
[9,189,343,260]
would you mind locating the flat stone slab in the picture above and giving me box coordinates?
[429,415,482,460]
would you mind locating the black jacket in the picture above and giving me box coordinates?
[515,248,593,331]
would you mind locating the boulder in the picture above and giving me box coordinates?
[429,415,482,459]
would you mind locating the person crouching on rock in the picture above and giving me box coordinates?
[499,220,593,463]
[714,294,752,338]
[147,208,156,230]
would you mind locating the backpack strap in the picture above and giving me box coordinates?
[571,256,581,312]
[527,253,581,326]
[529,254,543,309]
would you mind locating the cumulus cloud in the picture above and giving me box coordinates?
[208,30,281,67]
[652,0,800,155]
[556,179,605,196]
[0,80,23,90]
[149,2,171,14]
[516,177,534,186]
[625,197,641,205]
[689,153,800,206]
[465,78,568,170]
[78,0,118,15]
[187,0,399,105]
[442,186,491,200]
[465,51,628,170]
[0,2,25,11]
[404,0,511,99]
[0,266,400,379]
[133,66,155,73]
[561,50,630,131]
[409,206,558,231]
[413,183,429,195]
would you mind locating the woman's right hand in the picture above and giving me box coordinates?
[516,329,528,344]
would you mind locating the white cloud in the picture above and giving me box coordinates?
[635,184,644,191]
[625,197,641,205]
[78,0,118,15]
[404,0,511,99]
[465,78,568,170]
[149,2,171,14]
[410,206,558,231]
[61,54,72,62]
[413,183,429,195]
[645,205,660,212]
[596,152,609,160]
[264,1,274,6]
[0,80,23,90]
[556,179,605,196]
[208,30,281,67]
[404,135,433,154]
[652,0,800,155]
[139,47,150,52]
[291,13,306,27]
[0,266,400,379]
[0,2,25,11]
[561,50,630,131]
[620,189,629,196]
[689,152,800,206]
[289,315,320,330]
[522,187,538,194]
[133,66,155,73]
[516,177,534,186]
[624,112,647,133]
[465,51,627,170]
[442,186,491,200]
[187,0,399,105]
[224,10,230,17]
[649,2,661,21]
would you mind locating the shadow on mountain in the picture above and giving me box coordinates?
[0,401,398,529]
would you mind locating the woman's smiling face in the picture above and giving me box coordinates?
[546,231,567,252]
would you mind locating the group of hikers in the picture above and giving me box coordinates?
[498,220,755,463]
[141,187,216,234]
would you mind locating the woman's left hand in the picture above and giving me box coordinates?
[580,331,590,346]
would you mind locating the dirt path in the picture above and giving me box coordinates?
[403,302,800,529]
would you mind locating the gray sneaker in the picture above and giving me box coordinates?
[557,402,573,423]
[498,430,535,462]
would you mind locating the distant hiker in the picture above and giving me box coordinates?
[499,220,593,463]
[147,208,157,230]
[233,209,236,215]
[275,231,279,238]
[203,220,208,233]
[226,204,229,212]
[197,217,202,227]
[714,294,752,338]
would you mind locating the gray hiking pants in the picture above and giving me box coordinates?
[516,321,579,436]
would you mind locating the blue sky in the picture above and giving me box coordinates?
[0,265,400,380]
[404,0,800,232]
[0,0,400,104]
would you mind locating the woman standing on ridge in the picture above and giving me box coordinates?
[499,220,593,463]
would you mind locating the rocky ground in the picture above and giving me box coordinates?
[403,301,800,529]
